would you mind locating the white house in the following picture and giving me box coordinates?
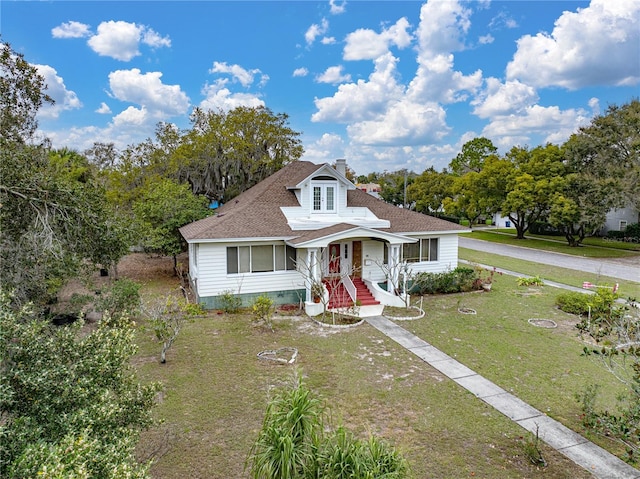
[601,204,639,234]
[180,160,470,317]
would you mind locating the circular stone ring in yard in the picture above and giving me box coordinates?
[385,307,425,321]
[458,308,477,315]
[528,318,557,328]
[257,347,298,364]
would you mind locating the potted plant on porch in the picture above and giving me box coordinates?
[311,282,324,303]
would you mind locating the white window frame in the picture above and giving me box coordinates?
[227,244,296,275]
[402,238,439,263]
[311,181,337,213]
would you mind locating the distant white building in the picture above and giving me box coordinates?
[601,204,639,233]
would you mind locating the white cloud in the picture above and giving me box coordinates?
[142,28,171,49]
[87,21,170,61]
[507,0,640,89]
[347,99,449,146]
[408,1,483,104]
[34,64,82,119]
[108,68,190,120]
[416,0,472,57]
[312,53,404,123]
[305,18,329,45]
[471,78,538,118]
[343,17,412,60]
[209,61,267,87]
[481,104,592,148]
[329,0,346,15]
[293,67,309,77]
[321,37,336,45]
[301,132,346,164]
[478,34,494,44]
[199,79,265,111]
[489,11,518,30]
[96,102,112,114]
[51,21,91,39]
[316,65,351,84]
[112,105,148,127]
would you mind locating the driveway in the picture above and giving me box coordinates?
[459,237,640,283]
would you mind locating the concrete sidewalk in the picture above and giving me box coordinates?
[366,315,640,479]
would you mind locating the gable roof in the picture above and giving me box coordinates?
[180,160,469,242]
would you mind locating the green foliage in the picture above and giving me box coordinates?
[133,177,210,261]
[0,291,160,478]
[95,278,142,320]
[252,295,275,331]
[555,291,591,315]
[219,290,242,313]
[248,374,323,478]
[517,275,544,287]
[575,294,640,463]
[176,106,304,203]
[0,40,53,143]
[247,374,407,479]
[519,426,546,468]
[412,267,479,295]
[317,427,408,479]
[0,42,131,308]
[406,167,452,215]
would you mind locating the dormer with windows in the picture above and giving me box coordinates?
[281,161,390,231]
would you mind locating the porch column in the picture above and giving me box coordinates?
[388,244,401,295]
[307,248,319,301]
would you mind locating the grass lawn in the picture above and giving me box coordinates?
[463,230,640,257]
[459,248,640,298]
[129,254,634,478]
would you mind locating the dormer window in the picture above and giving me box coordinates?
[311,181,337,213]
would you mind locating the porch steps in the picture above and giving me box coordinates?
[324,278,380,309]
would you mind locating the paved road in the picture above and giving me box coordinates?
[459,237,640,283]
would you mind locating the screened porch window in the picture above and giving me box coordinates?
[227,245,296,274]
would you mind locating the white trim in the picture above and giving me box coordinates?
[289,226,417,248]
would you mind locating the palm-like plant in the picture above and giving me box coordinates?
[247,373,409,479]
[247,374,323,478]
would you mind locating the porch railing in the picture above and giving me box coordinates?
[342,275,357,304]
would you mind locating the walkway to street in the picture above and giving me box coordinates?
[365,315,640,479]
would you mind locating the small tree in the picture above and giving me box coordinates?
[252,294,275,331]
[575,288,640,463]
[143,295,203,363]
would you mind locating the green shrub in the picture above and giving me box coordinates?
[252,295,274,331]
[247,374,408,479]
[517,275,544,287]
[555,291,591,315]
[412,267,477,295]
[95,278,141,319]
[219,290,242,313]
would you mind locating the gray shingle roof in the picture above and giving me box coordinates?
[179,160,467,242]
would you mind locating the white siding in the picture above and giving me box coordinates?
[361,240,386,282]
[195,242,304,297]
[403,234,459,275]
[603,206,639,233]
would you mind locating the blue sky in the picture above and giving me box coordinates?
[3,0,639,175]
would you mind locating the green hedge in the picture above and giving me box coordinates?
[411,267,477,295]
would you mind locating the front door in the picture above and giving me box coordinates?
[352,241,362,278]
[329,243,341,274]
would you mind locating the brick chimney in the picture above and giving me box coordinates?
[335,158,346,177]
